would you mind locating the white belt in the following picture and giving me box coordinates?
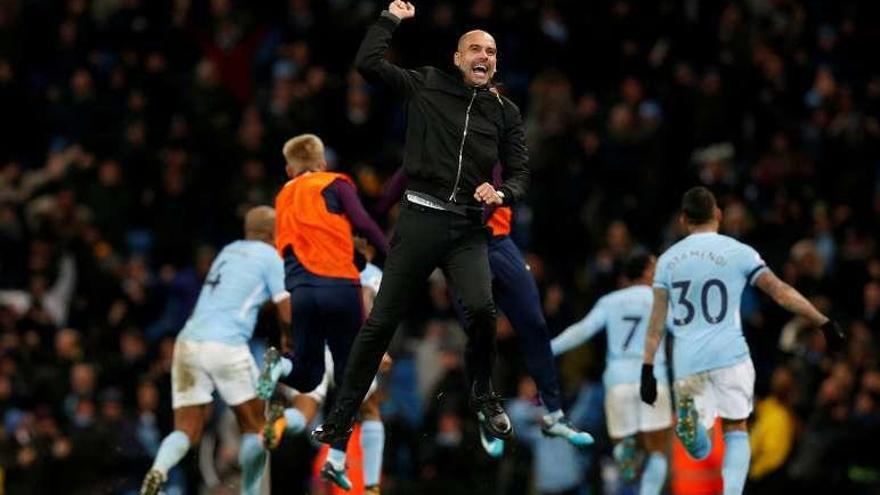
[405,192,450,211]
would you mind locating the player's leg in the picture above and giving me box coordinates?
[674,372,715,460]
[714,359,756,495]
[319,285,364,489]
[720,419,749,495]
[231,398,268,495]
[360,387,385,494]
[489,236,592,446]
[489,237,562,411]
[141,340,213,495]
[441,221,510,439]
[639,428,671,495]
[140,405,210,495]
[259,287,327,398]
[263,381,327,449]
[317,205,446,443]
[637,383,672,495]
[213,342,274,495]
[606,383,641,482]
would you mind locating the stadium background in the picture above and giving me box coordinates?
[0,0,879,493]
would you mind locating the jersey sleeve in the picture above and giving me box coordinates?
[263,249,289,302]
[652,253,671,291]
[737,243,769,286]
[551,298,608,355]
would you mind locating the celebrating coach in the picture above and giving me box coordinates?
[314,0,530,444]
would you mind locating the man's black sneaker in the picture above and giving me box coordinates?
[471,390,513,440]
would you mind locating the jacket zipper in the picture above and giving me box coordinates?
[449,88,477,202]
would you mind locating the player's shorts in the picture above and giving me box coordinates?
[605,382,673,439]
[280,355,380,404]
[675,358,755,430]
[172,339,259,409]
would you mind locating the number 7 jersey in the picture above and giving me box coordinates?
[551,285,667,387]
[654,232,768,377]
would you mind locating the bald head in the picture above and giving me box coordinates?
[458,30,495,51]
[454,30,497,87]
[244,206,275,244]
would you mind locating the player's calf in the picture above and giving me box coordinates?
[612,436,640,482]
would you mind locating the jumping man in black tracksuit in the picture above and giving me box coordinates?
[312,0,529,444]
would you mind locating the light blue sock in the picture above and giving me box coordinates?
[151,430,190,476]
[327,447,346,470]
[722,431,750,495]
[639,452,668,495]
[284,408,306,434]
[690,423,712,460]
[239,433,267,495]
[279,357,293,376]
[360,420,385,487]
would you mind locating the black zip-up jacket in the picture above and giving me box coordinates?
[355,12,530,207]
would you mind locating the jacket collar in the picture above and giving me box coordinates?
[424,66,492,97]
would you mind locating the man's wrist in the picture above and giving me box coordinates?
[496,190,505,204]
[381,10,401,24]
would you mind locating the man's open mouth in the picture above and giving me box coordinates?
[472,64,488,75]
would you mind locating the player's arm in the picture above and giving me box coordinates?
[643,288,668,365]
[333,179,390,254]
[375,166,408,217]
[754,270,844,345]
[275,294,291,327]
[265,252,293,351]
[640,288,668,405]
[496,103,530,204]
[355,1,421,95]
[272,291,292,352]
[550,303,606,356]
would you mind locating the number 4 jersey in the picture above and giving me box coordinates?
[179,240,289,345]
[654,232,768,378]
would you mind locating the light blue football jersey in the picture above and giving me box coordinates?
[653,232,767,377]
[360,263,383,294]
[551,285,667,387]
[179,240,288,345]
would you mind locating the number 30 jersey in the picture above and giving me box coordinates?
[551,285,667,388]
[654,232,768,377]
[179,240,289,345]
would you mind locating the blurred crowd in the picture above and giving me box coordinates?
[0,0,879,494]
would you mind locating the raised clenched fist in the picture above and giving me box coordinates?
[388,1,415,20]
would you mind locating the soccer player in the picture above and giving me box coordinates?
[262,263,390,494]
[376,166,593,457]
[640,187,844,495]
[314,0,531,447]
[139,206,292,495]
[551,253,671,494]
[257,133,389,487]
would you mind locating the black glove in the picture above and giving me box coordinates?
[820,319,845,351]
[640,364,657,405]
